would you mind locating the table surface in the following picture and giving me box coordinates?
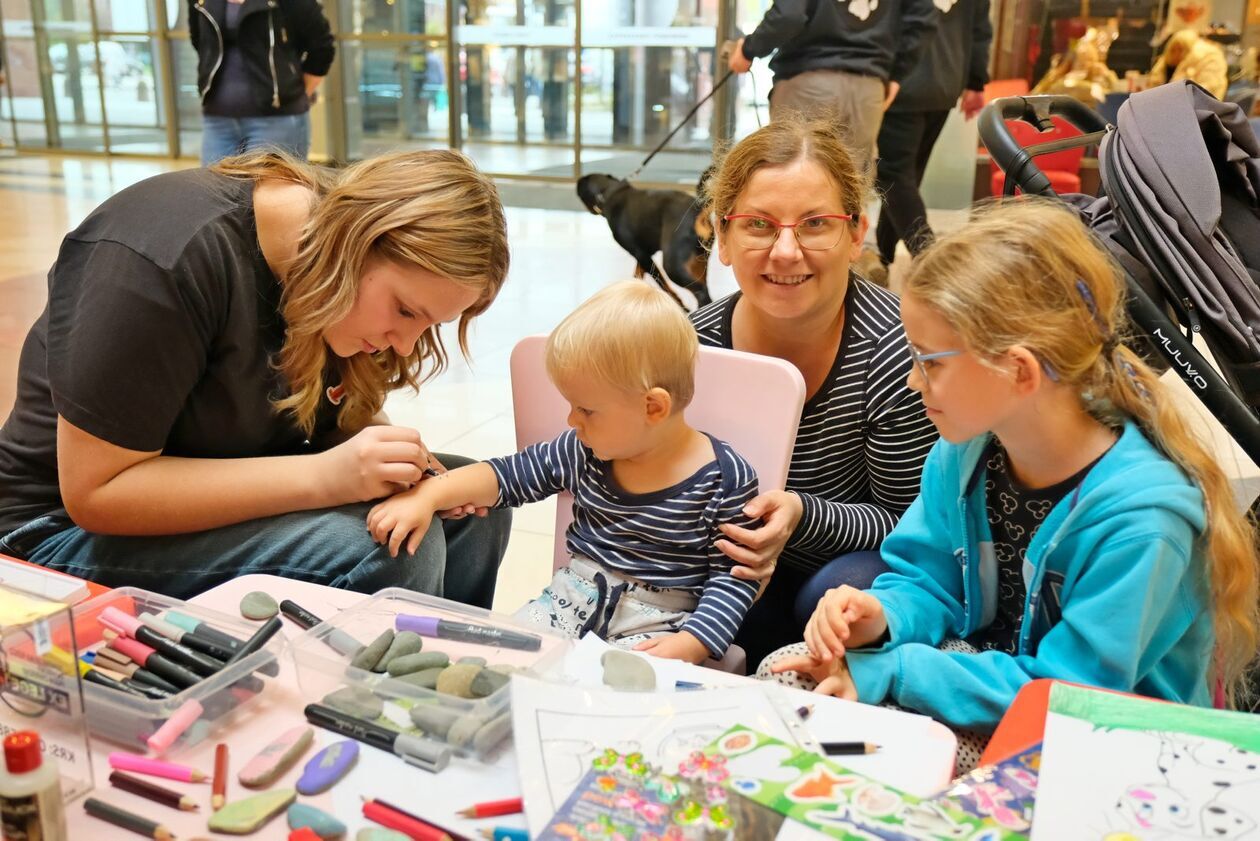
[66,574,957,840]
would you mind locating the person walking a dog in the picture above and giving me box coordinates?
[0,149,513,607]
[691,118,938,669]
[872,0,992,272]
[727,0,938,172]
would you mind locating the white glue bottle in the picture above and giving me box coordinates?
[0,731,66,841]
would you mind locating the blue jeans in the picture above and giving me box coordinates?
[734,550,890,672]
[201,113,310,166]
[0,454,511,608]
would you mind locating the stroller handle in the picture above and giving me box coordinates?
[979,95,1111,197]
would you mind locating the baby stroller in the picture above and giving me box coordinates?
[980,81,1260,709]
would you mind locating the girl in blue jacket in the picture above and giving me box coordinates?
[760,200,1260,769]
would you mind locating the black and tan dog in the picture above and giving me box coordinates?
[576,173,713,309]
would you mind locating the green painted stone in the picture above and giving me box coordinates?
[472,712,513,754]
[469,668,511,698]
[445,713,489,749]
[408,703,461,738]
[456,655,487,666]
[356,830,410,841]
[395,666,445,689]
[600,649,657,691]
[239,590,279,620]
[322,685,383,719]
[350,630,394,671]
[378,631,424,670]
[435,663,482,698]
[288,802,346,839]
[385,650,449,676]
[207,788,296,835]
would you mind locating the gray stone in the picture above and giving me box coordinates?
[240,591,279,621]
[321,686,383,720]
[350,630,394,672]
[600,649,657,691]
[456,656,487,666]
[472,712,513,755]
[435,663,482,698]
[445,713,489,749]
[378,631,424,670]
[394,667,445,689]
[356,830,410,841]
[385,651,449,677]
[287,802,346,839]
[469,669,511,698]
[408,703,461,738]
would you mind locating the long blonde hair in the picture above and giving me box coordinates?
[213,150,509,436]
[546,280,698,409]
[906,199,1259,705]
[703,116,870,235]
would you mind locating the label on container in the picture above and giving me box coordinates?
[0,790,64,840]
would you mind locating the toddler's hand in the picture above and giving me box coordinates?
[633,631,710,665]
[769,651,857,700]
[367,486,436,558]
[804,585,887,662]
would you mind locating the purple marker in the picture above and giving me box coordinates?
[395,615,542,652]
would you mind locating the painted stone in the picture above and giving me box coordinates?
[435,663,482,698]
[238,726,314,788]
[322,685,384,720]
[295,740,360,795]
[207,788,296,834]
[355,830,410,841]
[350,630,394,672]
[385,651,449,676]
[240,591,279,621]
[287,803,347,839]
[600,649,656,691]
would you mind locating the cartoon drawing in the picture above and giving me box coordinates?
[843,0,880,22]
[898,801,972,839]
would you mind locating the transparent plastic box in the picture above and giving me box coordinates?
[70,587,284,755]
[288,587,567,760]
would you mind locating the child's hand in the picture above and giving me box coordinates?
[804,586,888,662]
[633,631,711,665]
[769,651,857,701]
[367,485,437,558]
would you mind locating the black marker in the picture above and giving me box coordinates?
[279,599,363,657]
[395,614,542,651]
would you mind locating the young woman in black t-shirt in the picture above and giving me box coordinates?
[0,150,512,606]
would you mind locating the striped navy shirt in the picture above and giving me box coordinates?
[690,278,938,573]
[487,430,760,656]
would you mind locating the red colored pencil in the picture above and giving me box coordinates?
[456,797,523,818]
[361,797,454,841]
[211,744,228,811]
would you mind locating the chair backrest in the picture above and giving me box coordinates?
[509,334,807,571]
[989,116,1086,179]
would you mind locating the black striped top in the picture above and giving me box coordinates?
[487,429,760,656]
[690,279,938,573]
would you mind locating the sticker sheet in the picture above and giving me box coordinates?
[705,725,1022,841]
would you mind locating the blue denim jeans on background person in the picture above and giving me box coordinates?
[0,454,511,608]
[733,550,890,673]
[201,113,310,166]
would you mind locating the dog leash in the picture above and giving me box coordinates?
[623,69,735,183]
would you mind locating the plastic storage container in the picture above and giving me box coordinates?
[70,587,284,755]
[288,587,567,759]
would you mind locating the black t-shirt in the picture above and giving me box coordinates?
[966,439,1102,654]
[0,168,338,539]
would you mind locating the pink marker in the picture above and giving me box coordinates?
[146,698,204,755]
[110,636,157,663]
[108,751,209,782]
[100,606,144,638]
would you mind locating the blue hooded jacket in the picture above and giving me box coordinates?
[846,420,1214,730]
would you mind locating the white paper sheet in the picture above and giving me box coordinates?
[1032,710,1260,840]
[510,672,806,837]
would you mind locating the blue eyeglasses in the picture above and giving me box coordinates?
[906,340,961,386]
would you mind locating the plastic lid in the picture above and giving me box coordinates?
[3,731,41,774]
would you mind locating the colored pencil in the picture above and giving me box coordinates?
[479,828,529,841]
[83,797,174,839]
[796,704,815,720]
[108,751,208,783]
[821,741,880,755]
[108,771,199,811]
[362,796,455,841]
[212,743,229,810]
[457,796,523,818]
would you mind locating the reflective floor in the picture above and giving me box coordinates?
[1,156,1257,614]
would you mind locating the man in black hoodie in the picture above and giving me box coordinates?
[728,0,938,171]
[872,0,991,268]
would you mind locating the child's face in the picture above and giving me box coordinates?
[554,374,653,461]
[900,293,1024,444]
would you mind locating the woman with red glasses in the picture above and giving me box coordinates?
[691,117,937,670]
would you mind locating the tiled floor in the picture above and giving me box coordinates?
[1,156,1258,617]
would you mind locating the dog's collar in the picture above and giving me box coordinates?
[594,180,634,213]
